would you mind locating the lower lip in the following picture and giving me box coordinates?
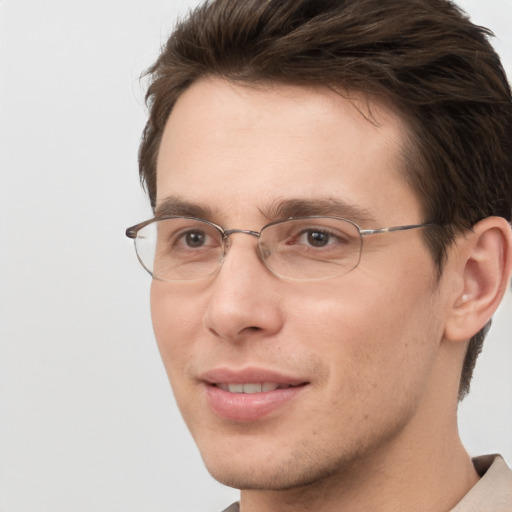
[205,384,306,422]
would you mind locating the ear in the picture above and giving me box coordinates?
[444,216,512,342]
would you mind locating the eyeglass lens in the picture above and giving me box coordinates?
[134,217,363,281]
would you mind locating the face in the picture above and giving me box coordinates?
[151,78,450,490]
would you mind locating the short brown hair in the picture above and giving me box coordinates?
[138,0,512,399]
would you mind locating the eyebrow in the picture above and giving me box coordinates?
[155,196,213,219]
[155,195,376,227]
[261,198,377,226]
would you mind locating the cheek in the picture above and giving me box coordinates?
[291,274,441,401]
[150,282,205,384]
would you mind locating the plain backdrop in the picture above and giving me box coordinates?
[0,1,511,511]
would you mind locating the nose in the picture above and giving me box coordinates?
[203,233,284,343]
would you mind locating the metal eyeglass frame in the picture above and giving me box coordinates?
[125,215,433,281]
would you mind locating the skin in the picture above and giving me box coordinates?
[151,78,482,512]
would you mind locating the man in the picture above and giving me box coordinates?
[126,0,512,510]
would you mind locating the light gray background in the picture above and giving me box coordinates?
[0,1,510,511]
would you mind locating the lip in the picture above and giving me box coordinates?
[201,367,309,422]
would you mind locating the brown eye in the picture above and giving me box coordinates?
[306,230,331,247]
[184,230,207,248]
[294,228,347,249]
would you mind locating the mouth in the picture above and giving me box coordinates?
[214,382,305,394]
[201,369,309,421]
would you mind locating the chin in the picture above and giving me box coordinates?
[200,440,365,491]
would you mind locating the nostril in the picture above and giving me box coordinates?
[208,326,220,337]
[207,324,261,339]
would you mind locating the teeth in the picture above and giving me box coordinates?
[218,382,282,393]
[242,383,262,393]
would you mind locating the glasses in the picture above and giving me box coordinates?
[126,216,431,282]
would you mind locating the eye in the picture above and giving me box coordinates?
[174,228,221,252]
[183,230,207,248]
[156,219,221,254]
[301,229,334,247]
[293,228,347,249]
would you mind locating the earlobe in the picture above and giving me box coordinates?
[444,217,512,342]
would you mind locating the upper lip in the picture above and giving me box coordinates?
[200,367,308,386]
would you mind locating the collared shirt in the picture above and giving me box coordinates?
[450,455,512,511]
[221,455,512,512]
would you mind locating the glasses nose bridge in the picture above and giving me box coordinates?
[221,228,262,260]
[222,228,261,242]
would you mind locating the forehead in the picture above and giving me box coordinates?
[155,78,421,225]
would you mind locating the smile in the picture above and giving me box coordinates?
[216,382,302,393]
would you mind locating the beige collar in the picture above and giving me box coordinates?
[450,455,512,511]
